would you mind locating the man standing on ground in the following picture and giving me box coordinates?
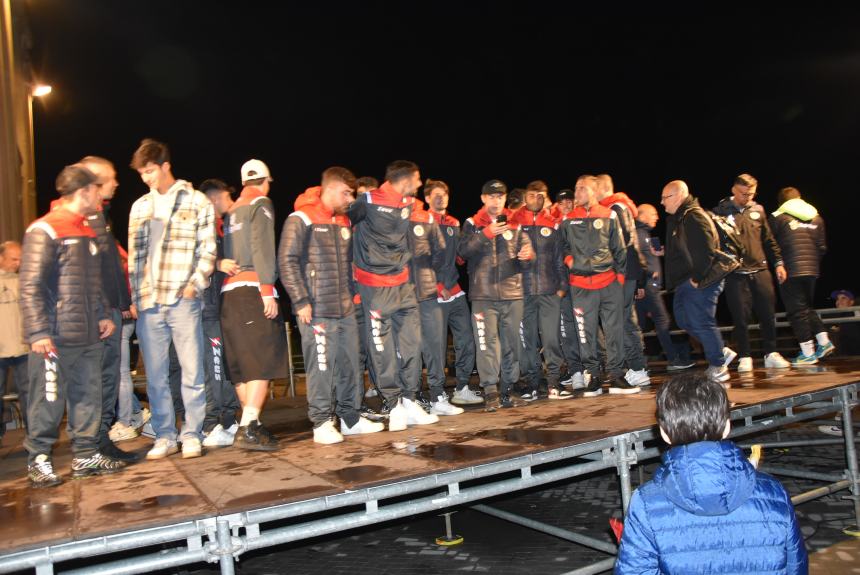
[713,174,791,372]
[0,241,30,440]
[349,161,438,431]
[20,165,123,486]
[128,139,215,460]
[220,159,288,450]
[460,180,535,410]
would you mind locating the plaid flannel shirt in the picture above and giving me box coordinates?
[128,180,217,310]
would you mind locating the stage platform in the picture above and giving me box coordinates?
[2,360,860,574]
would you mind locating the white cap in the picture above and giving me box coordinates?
[241,159,273,184]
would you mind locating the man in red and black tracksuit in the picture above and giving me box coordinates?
[20,164,124,487]
[279,168,384,444]
[559,175,639,396]
[459,179,535,411]
[348,160,438,431]
[425,180,480,406]
[511,181,569,401]
[406,199,463,416]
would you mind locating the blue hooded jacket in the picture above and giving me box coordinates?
[615,441,808,574]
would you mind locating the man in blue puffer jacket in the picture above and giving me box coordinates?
[615,372,807,574]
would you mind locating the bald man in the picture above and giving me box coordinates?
[634,205,693,371]
[661,181,735,384]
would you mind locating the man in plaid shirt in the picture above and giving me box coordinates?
[128,139,216,461]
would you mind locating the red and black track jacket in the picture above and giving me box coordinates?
[407,200,447,301]
[510,206,566,296]
[559,203,626,290]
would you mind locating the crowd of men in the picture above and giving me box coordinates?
[0,137,843,487]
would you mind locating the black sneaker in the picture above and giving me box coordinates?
[608,377,642,395]
[520,390,539,402]
[71,452,126,478]
[29,454,63,488]
[359,404,387,422]
[582,375,604,397]
[101,441,140,463]
[501,395,528,408]
[234,421,279,452]
[667,359,696,371]
[414,394,433,414]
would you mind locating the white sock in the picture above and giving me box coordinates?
[240,407,260,427]
[816,332,831,346]
[800,340,815,357]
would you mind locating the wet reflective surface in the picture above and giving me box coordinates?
[99,494,191,513]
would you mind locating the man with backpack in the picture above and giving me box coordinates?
[713,174,791,372]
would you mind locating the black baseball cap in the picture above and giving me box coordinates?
[557,189,574,201]
[481,179,507,196]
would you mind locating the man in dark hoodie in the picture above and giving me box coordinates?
[769,186,832,364]
[713,174,791,372]
[662,180,735,383]
[615,372,807,574]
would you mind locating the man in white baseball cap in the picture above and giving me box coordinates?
[241,159,273,184]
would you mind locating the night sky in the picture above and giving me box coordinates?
[24,1,860,304]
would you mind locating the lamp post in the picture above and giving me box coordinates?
[24,82,50,222]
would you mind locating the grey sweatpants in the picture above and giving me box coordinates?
[297,313,361,428]
[471,299,524,396]
[520,294,564,390]
[24,342,103,463]
[571,281,624,378]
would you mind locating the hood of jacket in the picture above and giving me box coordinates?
[772,197,818,221]
[655,441,756,516]
[599,192,638,218]
[471,206,518,228]
[510,205,557,227]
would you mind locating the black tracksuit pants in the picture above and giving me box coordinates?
[520,294,563,390]
[559,290,583,374]
[725,270,778,357]
[779,276,826,345]
[440,296,475,391]
[419,298,446,400]
[471,299,524,396]
[571,282,624,378]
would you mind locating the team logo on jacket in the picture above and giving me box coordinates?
[750,211,760,220]
[89,240,98,256]
[369,311,384,351]
[540,227,552,237]
[502,230,513,241]
[44,351,59,402]
[474,313,487,351]
[447,227,454,236]
[312,323,328,371]
[341,227,351,240]
[593,219,604,230]
[401,208,409,219]
[413,224,425,237]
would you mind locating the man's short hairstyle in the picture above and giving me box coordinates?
[507,188,524,209]
[656,372,730,446]
[424,179,449,196]
[777,186,801,206]
[526,180,548,195]
[322,166,357,190]
[79,155,114,169]
[356,176,379,190]
[384,160,419,183]
[734,173,758,188]
[199,178,233,195]
[55,164,98,196]
[576,174,599,188]
[130,138,170,170]
[0,240,21,257]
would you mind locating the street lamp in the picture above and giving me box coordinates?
[31,84,51,97]
[25,82,51,223]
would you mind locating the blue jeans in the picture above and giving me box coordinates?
[636,282,682,362]
[117,319,142,425]
[673,280,725,367]
[137,298,206,442]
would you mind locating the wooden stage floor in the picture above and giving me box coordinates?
[2,359,860,555]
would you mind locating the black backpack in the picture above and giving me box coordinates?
[706,210,745,263]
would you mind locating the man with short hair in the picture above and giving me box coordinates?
[662,180,735,383]
[425,180,480,406]
[20,164,123,486]
[460,179,535,410]
[280,167,384,444]
[220,159,288,450]
[713,174,791,371]
[349,161,438,431]
[355,176,379,195]
[78,156,137,463]
[0,241,29,440]
[559,175,637,396]
[128,138,216,460]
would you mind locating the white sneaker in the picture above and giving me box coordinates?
[431,394,464,416]
[140,421,156,439]
[313,420,344,444]
[388,400,408,431]
[764,352,791,369]
[818,425,844,437]
[706,365,730,383]
[570,372,588,390]
[202,424,235,447]
[181,437,203,459]
[146,438,178,460]
[108,422,140,443]
[722,347,738,367]
[625,369,651,387]
[402,398,439,425]
[737,357,753,372]
[341,417,385,436]
[451,387,483,405]
[225,423,239,436]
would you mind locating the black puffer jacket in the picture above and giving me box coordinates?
[665,196,719,291]
[20,208,107,346]
[636,220,663,289]
[407,203,446,301]
[768,198,826,278]
[713,197,783,273]
[279,187,354,319]
[86,207,131,312]
[348,182,413,281]
[511,207,566,296]
[459,207,534,301]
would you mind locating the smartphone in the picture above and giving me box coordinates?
[649,236,661,251]
[496,214,507,224]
